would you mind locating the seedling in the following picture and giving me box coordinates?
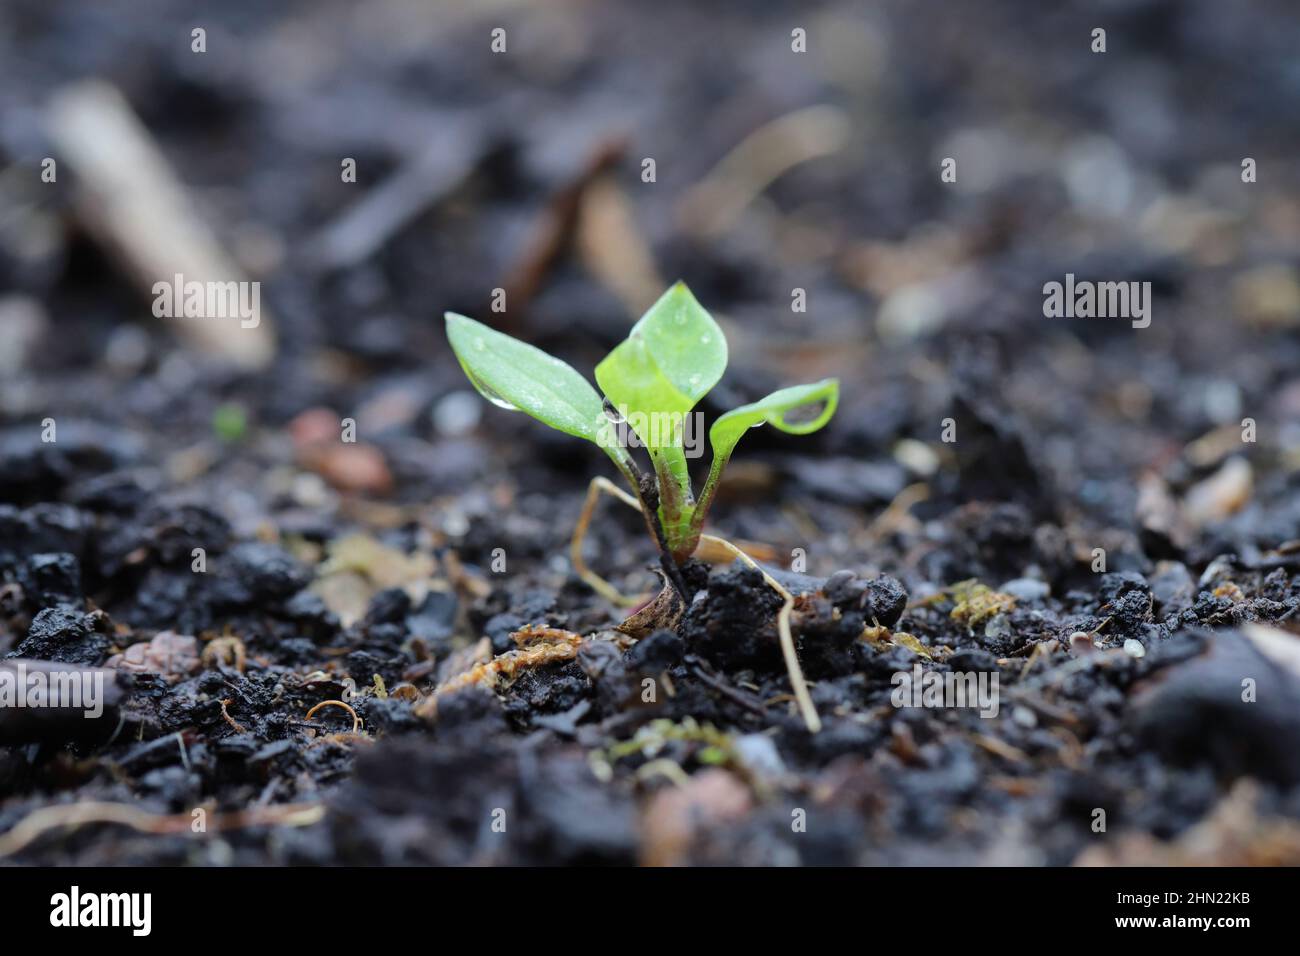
[445,281,839,730]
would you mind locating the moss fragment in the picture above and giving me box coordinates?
[948,579,1017,629]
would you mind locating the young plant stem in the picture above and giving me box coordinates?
[633,469,690,601]
[651,447,695,562]
[682,450,729,557]
[600,419,689,600]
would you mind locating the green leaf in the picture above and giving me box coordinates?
[595,281,727,427]
[594,283,725,550]
[444,312,609,444]
[595,335,692,428]
[708,378,840,465]
[681,378,840,559]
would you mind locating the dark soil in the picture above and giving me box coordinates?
[3,0,1300,866]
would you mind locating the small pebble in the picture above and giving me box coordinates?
[733,733,787,785]
[1000,577,1050,602]
[292,472,332,508]
[103,324,151,376]
[892,438,939,477]
[443,511,470,537]
[984,613,1012,639]
[0,296,47,375]
[433,390,483,437]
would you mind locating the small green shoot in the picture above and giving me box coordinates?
[446,282,837,733]
[445,280,839,574]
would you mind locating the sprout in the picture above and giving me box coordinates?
[446,281,839,732]
[447,281,837,570]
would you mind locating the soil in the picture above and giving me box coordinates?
[3,0,1300,866]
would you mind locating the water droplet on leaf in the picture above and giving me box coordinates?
[465,369,518,411]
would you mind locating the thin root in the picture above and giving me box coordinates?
[304,699,362,734]
[570,475,648,607]
[218,698,246,734]
[694,536,778,564]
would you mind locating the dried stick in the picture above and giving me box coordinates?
[0,801,324,860]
